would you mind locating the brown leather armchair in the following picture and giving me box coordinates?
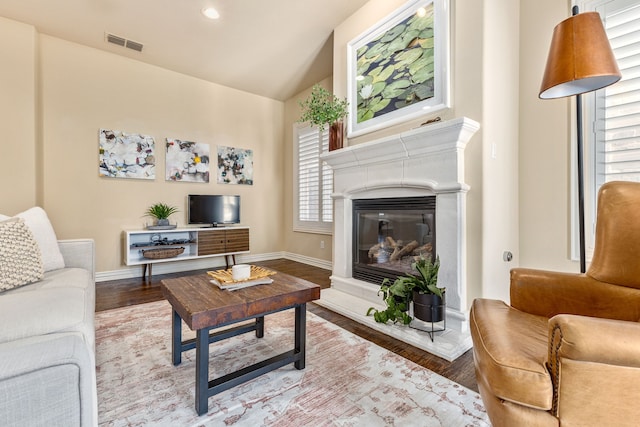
[470,181,640,427]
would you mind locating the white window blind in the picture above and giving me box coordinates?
[293,124,333,234]
[579,0,640,259]
[594,1,640,186]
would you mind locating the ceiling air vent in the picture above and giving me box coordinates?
[105,33,143,53]
[125,40,143,52]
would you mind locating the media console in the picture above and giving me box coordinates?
[123,226,250,278]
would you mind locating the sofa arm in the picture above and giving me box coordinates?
[510,268,640,321]
[58,239,95,281]
[547,315,640,423]
[0,333,97,427]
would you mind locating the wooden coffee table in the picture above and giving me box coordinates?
[160,271,320,415]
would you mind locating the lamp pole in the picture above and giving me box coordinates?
[574,6,587,274]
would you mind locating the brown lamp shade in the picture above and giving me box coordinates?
[539,12,621,99]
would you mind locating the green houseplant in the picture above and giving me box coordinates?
[144,202,179,226]
[366,256,445,324]
[298,84,349,151]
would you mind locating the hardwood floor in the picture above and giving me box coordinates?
[95,259,478,392]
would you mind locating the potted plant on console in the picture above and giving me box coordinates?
[366,255,445,324]
[144,202,179,229]
[298,84,349,151]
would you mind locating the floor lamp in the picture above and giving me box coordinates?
[539,6,621,273]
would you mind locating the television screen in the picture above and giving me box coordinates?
[188,195,240,226]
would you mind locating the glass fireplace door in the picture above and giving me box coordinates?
[353,196,436,285]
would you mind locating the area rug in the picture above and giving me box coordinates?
[95,300,489,426]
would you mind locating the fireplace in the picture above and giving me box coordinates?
[353,196,436,285]
[316,117,480,361]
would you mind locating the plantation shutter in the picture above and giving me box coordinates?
[594,1,640,186]
[298,126,320,222]
[294,125,332,233]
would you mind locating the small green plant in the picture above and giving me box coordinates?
[366,276,413,324]
[298,84,349,131]
[144,203,179,220]
[412,255,443,297]
[366,255,443,324]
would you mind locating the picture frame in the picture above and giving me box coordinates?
[165,138,210,183]
[346,0,450,137]
[98,129,156,180]
[217,145,254,185]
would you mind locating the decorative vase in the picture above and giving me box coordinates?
[157,219,170,226]
[329,121,344,151]
[412,291,445,323]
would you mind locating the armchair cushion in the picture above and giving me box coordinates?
[470,298,552,410]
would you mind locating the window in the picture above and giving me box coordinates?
[579,0,640,257]
[293,124,333,234]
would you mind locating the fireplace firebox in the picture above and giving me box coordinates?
[353,196,436,285]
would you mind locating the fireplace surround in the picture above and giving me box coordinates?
[316,117,480,361]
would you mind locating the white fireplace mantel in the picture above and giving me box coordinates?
[316,117,480,361]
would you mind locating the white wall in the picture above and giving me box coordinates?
[0,17,38,213]
[481,0,521,301]
[519,0,576,272]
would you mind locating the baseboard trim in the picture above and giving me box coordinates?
[96,251,332,282]
[282,252,332,270]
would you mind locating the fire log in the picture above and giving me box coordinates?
[390,240,419,261]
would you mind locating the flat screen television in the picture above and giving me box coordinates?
[188,195,240,226]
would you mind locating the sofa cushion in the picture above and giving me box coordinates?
[0,207,65,272]
[0,269,93,347]
[470,298,553,410]
[0,218,44,292]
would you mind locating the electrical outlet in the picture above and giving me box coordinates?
[320,240,325,249]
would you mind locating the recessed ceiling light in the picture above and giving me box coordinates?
[201,7,220,20]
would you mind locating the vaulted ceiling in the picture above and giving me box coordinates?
[0,0,370,100]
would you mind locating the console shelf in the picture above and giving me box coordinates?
[123,226,249,278]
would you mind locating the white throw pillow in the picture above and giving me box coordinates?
[1,207,65,272]
[0,218,44,291]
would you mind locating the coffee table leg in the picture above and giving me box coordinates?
[255,316,264,338]
[172,309,182,366]
[294,304,306,370]
[195,328,210,415]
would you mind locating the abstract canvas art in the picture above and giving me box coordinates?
[217,146,253,185]
[165,138,210,183]
[99,129,156,179]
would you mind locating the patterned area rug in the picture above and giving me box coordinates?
[96,300,489,426]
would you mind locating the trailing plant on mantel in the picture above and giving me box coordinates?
[298,84,349,131]
[366,256,444,325]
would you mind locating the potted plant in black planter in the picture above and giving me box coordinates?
[298,84,349,151]
[411,256,445,323]
[366,255,445,324]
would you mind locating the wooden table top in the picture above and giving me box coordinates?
[161,271,321,330]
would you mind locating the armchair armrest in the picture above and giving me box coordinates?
[549,314,640,367]
[510,268,640,321]
[547,315,640,422]
[57,239,95,281]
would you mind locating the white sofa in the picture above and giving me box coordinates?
[0,210,97,426]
